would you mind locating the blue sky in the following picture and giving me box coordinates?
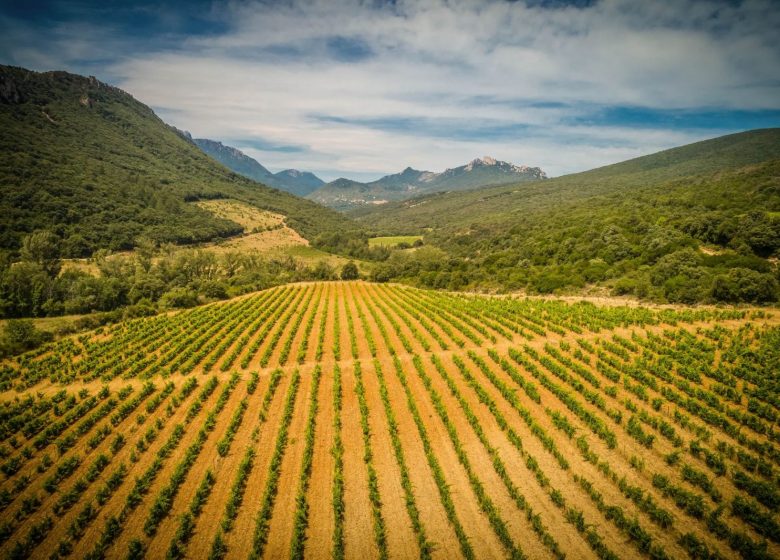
[1,0,779,181]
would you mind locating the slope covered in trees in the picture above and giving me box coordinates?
[357,129,780,302]
[0,65,358,257]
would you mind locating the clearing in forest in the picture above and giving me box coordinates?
[196,199,309,254]
[368,235,423,248]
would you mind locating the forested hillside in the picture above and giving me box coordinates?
[0,65,357,257]
[358,129,780,303]
[0,66,382,326]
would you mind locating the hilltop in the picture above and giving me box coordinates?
[308,156,546,210]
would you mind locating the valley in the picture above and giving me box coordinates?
[0,11,778,557]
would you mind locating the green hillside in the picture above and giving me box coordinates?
[0,65,357,257]
[358,129,780,303]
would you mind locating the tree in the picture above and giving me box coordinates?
[312,261,335,280]
[61,234,92,258]
[650,248,701,286]
[0,262,51,317]
[1,319,50,357]
[20,230,61,277]
[159,287,199,309]
[340,261,359,280]
[200,280,228,300]
[739,212,779,257]
[711,268,778,303]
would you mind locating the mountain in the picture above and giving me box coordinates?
[307,175,418,209]
[356,129,780,232]
[272,169,325,197]
[193,137,323,197]
[193,137,275,183]
[372,166,435,190]
[0,65,355,256]
[426,156,547,191]
[358,129,780,303]
[307,156,546,210]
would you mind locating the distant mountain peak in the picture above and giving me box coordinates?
[279,169,303,177]
[395,166,426,179]
[195,138,248,162]
[193,138,323,196]
[465,156,497,170]
[512,163,545,176]
[330,178,360,187]
[308,155,547,210]
[459,156,548,178]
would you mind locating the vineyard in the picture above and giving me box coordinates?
[0,281,778,560]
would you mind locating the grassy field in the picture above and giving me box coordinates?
[0,282,778,559]
[368,235,423,247]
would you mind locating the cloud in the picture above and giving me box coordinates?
[2,0,779,180]
[226,137,308,153]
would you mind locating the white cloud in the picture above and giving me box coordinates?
[11,0,777,180]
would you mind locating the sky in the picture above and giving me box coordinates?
[1,0,779,182]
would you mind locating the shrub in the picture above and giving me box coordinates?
[340,261,359,280]
[159,287,199,309]
[711,268,778,303]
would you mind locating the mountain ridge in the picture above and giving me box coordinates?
[355,128,780,229]
[307,156,547,210]
[191,137,325,197]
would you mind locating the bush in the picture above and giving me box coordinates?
[532,271,569,294]
[200,281,228,300]
[612,277,638,296]
[159,287,199,309]
[651,249,701,285]
[711,268,778,303]
[663,274,707,304]
[341,261,359,280]
[0,319,51,357]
